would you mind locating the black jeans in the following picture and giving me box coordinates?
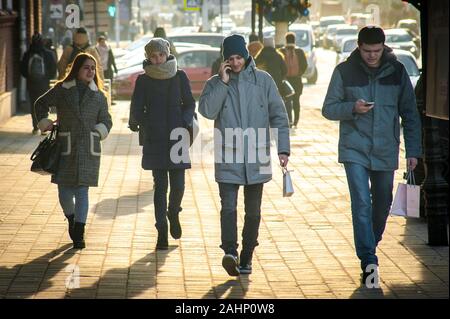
[218,183,263,259]
[152,169,185,231]
[286,76,302,126]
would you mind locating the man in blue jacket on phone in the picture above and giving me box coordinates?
[322,26,422,287]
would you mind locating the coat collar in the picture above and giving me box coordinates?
[61,79,99,92]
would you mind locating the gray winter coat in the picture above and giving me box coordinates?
[35,79,113,186]
[322,48,422,171]
[199,58,290,185]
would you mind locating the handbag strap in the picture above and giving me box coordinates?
[407,168,416,186]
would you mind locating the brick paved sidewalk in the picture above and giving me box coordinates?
[0,101,448,299]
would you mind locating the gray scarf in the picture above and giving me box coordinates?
[144,56,178,79]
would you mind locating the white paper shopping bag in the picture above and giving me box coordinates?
[282,167,294,197]
[390,183,407,216]
[390,169,420,218]
[406,184,420,218]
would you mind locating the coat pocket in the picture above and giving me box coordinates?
[90,131,101,156]
[58,132,71,156]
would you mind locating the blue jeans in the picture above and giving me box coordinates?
[344,163,394,270]
[58,185,89,224]
[218,183,263,258]
[152,169,185,230]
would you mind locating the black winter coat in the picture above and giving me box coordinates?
[130,70,196,170]
[20,45,57,82]
[254,47,287,91]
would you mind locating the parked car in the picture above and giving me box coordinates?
[113,46,220,99]
[335,36,358,65]
[289,23,318,84]
[322,24,347,49]
[349,13,372,29]
[396,19,420,35]
[384,28,420,58]
[393,49,420,88]
[333,25,358,50]
[115,42,211,70]
[396,19,421,54]
[317,16,346,45]
[167,33,225,48]
[113,34,153,59]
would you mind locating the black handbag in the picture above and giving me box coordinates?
[30,124,61,175]
[279,79,296,101]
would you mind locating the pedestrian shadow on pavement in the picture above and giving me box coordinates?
[67,247,176,298]
[350,286,388,299]
[202,278,249,299]
[0,243,74,298]
[93,189,154,219]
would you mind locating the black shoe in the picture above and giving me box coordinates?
[72,222,86,249]
[66,215,75,241]
[239,263,252,275]
[167,208,182,239]
[222,254,240,276]
[156,228,169,250]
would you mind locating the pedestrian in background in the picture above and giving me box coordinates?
[279,32,307,128]
[34,53,112,249]
[130,38,196,250]
[254,37,287,92]
[199,34,290,276]
[20,32,57,135]
[247,33,263,58]
[58,27,103,80]
[153,27,178,57]
[95,35,118,84]
[322,26,422,286]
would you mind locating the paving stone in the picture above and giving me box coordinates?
[0,103,447,299]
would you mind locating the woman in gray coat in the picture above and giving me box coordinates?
[35,53,113,249]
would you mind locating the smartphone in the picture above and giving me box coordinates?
[364,102,375,106]
[224,62,231,74]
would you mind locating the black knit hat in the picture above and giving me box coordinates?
[222,34,249,60]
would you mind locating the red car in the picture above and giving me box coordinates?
[113,46,220,99]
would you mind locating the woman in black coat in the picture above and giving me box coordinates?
[130,38,196,250]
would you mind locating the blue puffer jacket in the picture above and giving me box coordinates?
[322,47,422,171]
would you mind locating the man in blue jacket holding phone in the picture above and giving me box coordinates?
[322,26,422,287]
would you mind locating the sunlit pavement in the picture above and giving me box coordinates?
[0,92,447,299]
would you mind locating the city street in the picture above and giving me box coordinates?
[0,48,448,300]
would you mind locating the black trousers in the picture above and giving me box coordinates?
[218,182,263,259]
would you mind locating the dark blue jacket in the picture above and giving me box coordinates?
[130,70,196,170]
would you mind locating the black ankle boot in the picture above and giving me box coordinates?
[156,226,169,250]
[73,222,86,249]
[167,207,182,239]
[66,215,75,241]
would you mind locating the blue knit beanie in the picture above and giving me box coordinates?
[222,34,249,60]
